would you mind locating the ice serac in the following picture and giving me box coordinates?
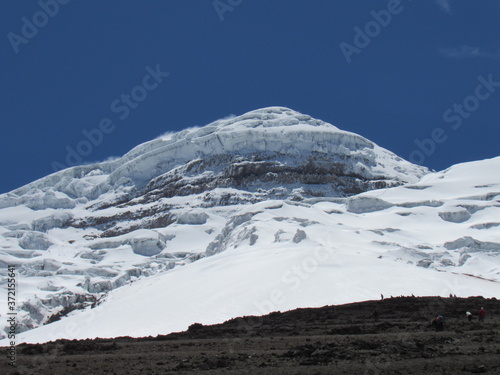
[3,107,499,345]
[114,107,428,201]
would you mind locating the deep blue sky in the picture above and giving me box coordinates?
[1,1,499,194]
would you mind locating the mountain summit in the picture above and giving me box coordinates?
[1,107,498,344]
[10,107,427,205]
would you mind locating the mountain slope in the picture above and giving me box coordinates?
[1,107,498,345]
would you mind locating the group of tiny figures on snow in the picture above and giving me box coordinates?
[432,307,486,332]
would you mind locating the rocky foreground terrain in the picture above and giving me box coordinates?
[3,296,499,374]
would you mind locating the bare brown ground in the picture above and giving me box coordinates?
[2,296,500,374]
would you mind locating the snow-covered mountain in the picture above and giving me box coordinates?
[1,107,499,345]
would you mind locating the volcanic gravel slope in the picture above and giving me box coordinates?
[3,296,500,374]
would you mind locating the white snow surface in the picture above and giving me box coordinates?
[0,107,499,345]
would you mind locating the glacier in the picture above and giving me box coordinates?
[0,107,499,345]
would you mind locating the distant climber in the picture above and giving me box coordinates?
[466,311,472,322]
[432,314,444,332]
[381,294,384,300]
[479,307,486,322]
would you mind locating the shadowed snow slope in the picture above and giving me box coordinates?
[0,107,498,345]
